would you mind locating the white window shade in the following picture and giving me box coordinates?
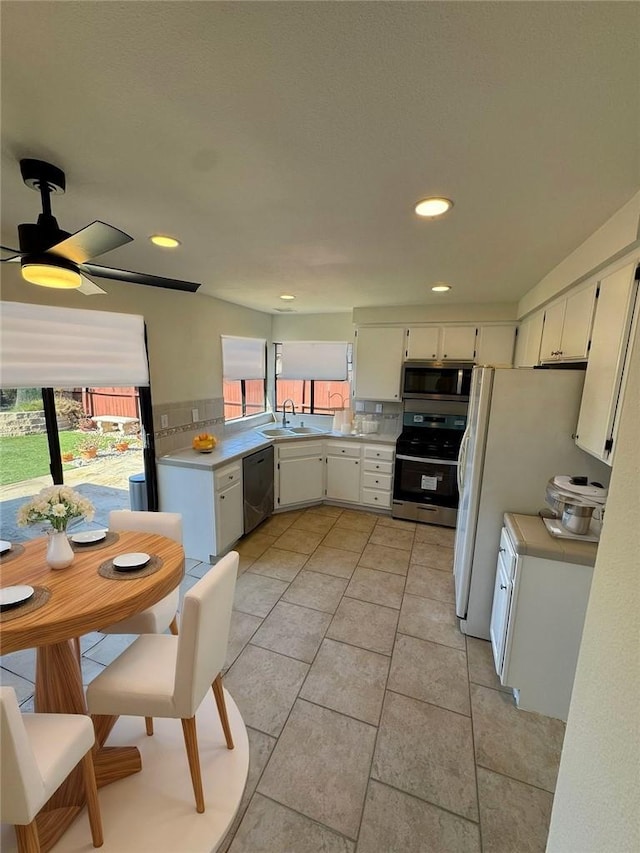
[0,302,149,388]
[279,341,348,380]
[222,335,266,380]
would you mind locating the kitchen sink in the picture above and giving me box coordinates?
[258,425,329,439]
[287,426,326,435]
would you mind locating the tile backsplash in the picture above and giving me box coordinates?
[153,397,225,457]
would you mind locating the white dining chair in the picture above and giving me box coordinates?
[0,686,103,852]
[101,510,183,636]
[86,550,238,814]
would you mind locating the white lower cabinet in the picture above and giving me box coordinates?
[157,459,243,562]
[360,444,394,508]
[214,465,244,554]
[325,442,361,503]
[276,441,325,508]
[490,524,594,721]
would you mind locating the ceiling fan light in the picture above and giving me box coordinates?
[415,197,454,218]
[150,234,181,248]
[21,259,82,289]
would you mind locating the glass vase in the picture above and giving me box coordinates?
[46,530,74,570]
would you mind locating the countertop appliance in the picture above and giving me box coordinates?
[401,361,473,402]
[544,475,607,537]
[392,401,467,527]
[454,366,609,640]
[242,445,274,535]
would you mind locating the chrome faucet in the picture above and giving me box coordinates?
[281,399,296,427]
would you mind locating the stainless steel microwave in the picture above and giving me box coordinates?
[401,361,473,401]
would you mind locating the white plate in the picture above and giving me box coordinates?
[112,552,151,570]
[71,530,107,544]
[0,540,12,555]
[0,585,34,609]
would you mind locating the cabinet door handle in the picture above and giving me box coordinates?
[355,461,359,465]
[498,547,505,553]
[220,495,225,500]
[500,583,507,590]
[375,479,379,484]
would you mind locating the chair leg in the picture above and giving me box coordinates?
[169,615,179,635]
[15,821,40,853]
[212,674,234,750]
[81,750,104,848]
[181,716,205,813]
[145,717,154,736]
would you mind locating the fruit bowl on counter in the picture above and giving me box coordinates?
[192,433,217,453]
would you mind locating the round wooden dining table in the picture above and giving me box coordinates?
[0,530,184,853]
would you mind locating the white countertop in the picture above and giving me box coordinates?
[158,429,398,471]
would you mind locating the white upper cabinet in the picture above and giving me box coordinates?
[514,311,544,367]
[406,326,440,359]
[353,326,405,400]
[576,261,639,465]
[407,325,476,361]
[475,325,516,367]
[540,282,597,362]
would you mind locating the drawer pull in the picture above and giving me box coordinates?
[376,465,380,469]
[500,583,507,590]
[375,479,379,484]
[498,547,505,553]
[220,495,225,500]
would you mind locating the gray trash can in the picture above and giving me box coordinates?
[128,473,148,511]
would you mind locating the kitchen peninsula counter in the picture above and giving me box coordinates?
[504,512,598,567]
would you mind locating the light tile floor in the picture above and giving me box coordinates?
[0,505,564,852]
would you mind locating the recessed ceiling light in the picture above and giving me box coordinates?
[431,284,452,292]
[280,294,296,300]
[415,197,454,218]
[150,234,181,248]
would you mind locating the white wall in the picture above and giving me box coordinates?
[352,301,516,326]
[546,321,640,851]
[0,266,272,404]
[272,312,354,342]
[518,191,640,319]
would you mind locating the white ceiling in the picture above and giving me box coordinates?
[1,2,638,314]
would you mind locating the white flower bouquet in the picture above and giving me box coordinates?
[17,486,95,533]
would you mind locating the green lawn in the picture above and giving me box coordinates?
[0,433,137,486]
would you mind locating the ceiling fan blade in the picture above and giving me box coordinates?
[81,263,201,293]
[78,274,107,296]
[48,221,132,263]
[1,245,22,262]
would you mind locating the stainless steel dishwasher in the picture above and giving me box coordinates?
[242,445,274,535]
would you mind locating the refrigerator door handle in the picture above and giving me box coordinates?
[457,428,470,493]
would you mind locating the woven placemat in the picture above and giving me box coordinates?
[0,586,51,622]
[70,530,120,553]
[0,543,26,564]
[98,554,163,580]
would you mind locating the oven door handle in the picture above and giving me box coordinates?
[457,428,470,492]
[396,455,458,465]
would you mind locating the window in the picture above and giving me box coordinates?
[274,342,352,414]
[221,336,267,421]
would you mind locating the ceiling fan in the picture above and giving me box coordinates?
[1,159,201,294]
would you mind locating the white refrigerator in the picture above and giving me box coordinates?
[453,367,609,640]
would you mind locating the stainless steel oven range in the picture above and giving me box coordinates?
[392,402,467,527]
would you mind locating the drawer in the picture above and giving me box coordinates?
[277,440,324,461]
[214,462,241,491]
[362,471,392,491]
[361,488,392,509]
[364,445,394,463]
[325,442,361,459]
[363,459,393,476]
[499,526,517,577]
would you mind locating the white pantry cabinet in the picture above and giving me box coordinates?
[576,259,639,465]
[276,440,324,508]
[325,441,361,503]
[514,311,544,367]
[539,281,597,362]
[353,326,405,400]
